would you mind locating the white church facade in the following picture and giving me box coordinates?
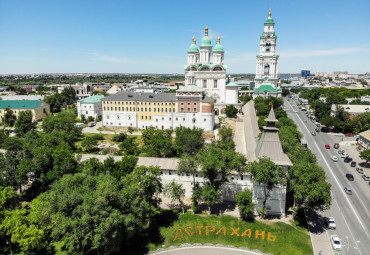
[184,26,240,114]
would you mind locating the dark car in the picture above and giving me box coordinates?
[351,161,357,167]
[356,168,364,174]
[346,174,354,181]
[315,128,321,132]
[344,157,353,163]
[334,143,339,149]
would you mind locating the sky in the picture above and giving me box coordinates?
[0,0,369,74]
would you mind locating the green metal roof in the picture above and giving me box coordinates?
[188,43,199,52]
[265,18,275,23]
[253,85,278,92]
[213,44,224,52]
[201,36,212,46]
[78,95,105,103]
[0,100,42,109]
[226,82,239,87]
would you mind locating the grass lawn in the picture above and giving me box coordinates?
[149,213,312,255]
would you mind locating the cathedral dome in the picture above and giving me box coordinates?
[213,43,224,52]
[201,36,212,47]
[188,43,199,52]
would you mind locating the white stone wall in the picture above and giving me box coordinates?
[225,87,239,104]
[102,111,214,131]
[77,102,102,119]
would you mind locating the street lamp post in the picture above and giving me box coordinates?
[6,239,13,255]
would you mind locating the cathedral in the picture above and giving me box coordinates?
[253,10,282,98]
[184,26,239,114]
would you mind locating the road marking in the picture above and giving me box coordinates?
[285,99,366,254]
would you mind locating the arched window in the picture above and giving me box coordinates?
[264,64,270,75]
[266,43,271,52]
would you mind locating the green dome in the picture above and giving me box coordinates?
[188,44,199,52]
[265,18,274,23]
[201,36,212,46]
[213,44,224,52]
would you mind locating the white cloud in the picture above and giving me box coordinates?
[88,52,131,63]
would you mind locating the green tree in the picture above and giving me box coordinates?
[173,126,204,156]
[112,132,127,142]
[81,135,98,152]
[163,180,185,213]
[142,126,173,157]
[119,136,140,156]
[282,88,290,97]
[14,110,36,137]
[359,149,370,163]
[0,128,9,148]
[274,108,287,119]
[217,125,235,151]
[289,162,331,209]
[247,157,286,214]
[201,183,221,214]
[236,189,255,221]
[225,105,238,118]
[1,107,16,127]
[177,156,200,210]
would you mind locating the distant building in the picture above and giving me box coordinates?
[72,82,110,99]
[331,104,370,119]
[77,95,105,119]
[301,69,310,78]
[0,95,45,101]
[0,100,50,122]
[102,75,215,131]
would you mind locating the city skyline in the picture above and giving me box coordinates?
[0,0,369,74]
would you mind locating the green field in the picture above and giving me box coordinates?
[149,213,313,255]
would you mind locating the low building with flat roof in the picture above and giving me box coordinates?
[77,95,105,119]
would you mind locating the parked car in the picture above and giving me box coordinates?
[351,161,357,167]
[335,133,344,137]
[362,174,370,181]
[345,133,354,137]
[344,187,352,195]
[334,143,339,149]
[346,173,354,181]
[325,217,336,229]
[331,235,342,251]
[325,144,330,149]
[315,128,321,132]
[331,156,338,162]
[338,149,344,154]
[356,168,364,174]
[311,131,316,136]
[344,157,352,163]
[341,153,349,158]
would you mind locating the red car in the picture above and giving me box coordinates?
[345,133,354,137]
[325,144,331,149]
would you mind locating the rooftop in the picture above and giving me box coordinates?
[0,100,43,109]
[78,95,105,103]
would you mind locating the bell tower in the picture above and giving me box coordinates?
[255,9,279,89]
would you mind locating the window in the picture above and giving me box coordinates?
[194,108,197,112]
[214,80,218,88]
[181,108,184,112]
[187,108,190,112]
[181,102,184,105]
[266,43,271,52]
[145,116,147,120]
[203,79,207,88]
[192,118,196,123]
[204,118,206,122]
[128,116,131,120]
[111,107,113,110]
[86,111,88,114]
[183,118,185,121]
[175,118,178,121]
[154,108,156,112]
[169,118,171,121]
[117,116,120,120]
[156,119,158,122]
[264,64,270,75]
[115,107,117,110]
[104,106,106,110]
[107,116,109,119]
[162,117,164,121]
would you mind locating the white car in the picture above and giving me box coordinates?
[293,110,298,113]
[341,153,349,158]
[331,156,338,162]
[331,235,341,250]
[326,217,336,229]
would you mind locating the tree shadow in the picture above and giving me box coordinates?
[303,208,326,234]
[213,201,237,215]
[120,209,179,255]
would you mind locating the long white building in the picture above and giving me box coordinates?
[101,76,215,131]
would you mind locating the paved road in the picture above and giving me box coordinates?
[153,247,268,255]
[284,98,370,255]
